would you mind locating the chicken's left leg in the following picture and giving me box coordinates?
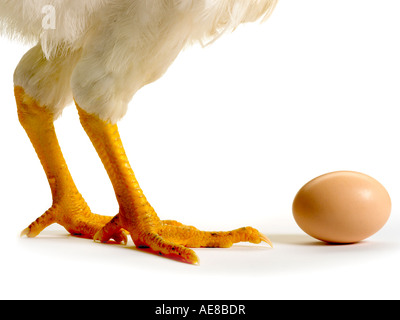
[77,106,271,264]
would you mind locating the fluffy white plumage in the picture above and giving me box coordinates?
[0,0,278,122]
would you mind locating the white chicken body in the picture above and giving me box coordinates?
[1,0,277,122]
[2,0,278,264]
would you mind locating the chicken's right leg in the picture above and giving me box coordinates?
[16,86,126,243]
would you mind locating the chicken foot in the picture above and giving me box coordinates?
[77,105,271,264]
[16,86,127,243]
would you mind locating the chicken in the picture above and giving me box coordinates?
[1,0,277,264]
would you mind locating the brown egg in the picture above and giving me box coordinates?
[292,171,391,244]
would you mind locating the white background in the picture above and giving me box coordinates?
[1,0,399,300]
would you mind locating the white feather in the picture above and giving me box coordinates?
[1,0,278,122]
[0,1,110,57]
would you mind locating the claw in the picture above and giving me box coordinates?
[259,233,273,248]
[94,228,128,245]
[113,230,128,245]
[20,227,30,238]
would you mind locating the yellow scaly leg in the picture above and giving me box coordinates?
[16,86,127,243]
[77,105,271,264]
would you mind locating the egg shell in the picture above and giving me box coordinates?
[292,171,391,244]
